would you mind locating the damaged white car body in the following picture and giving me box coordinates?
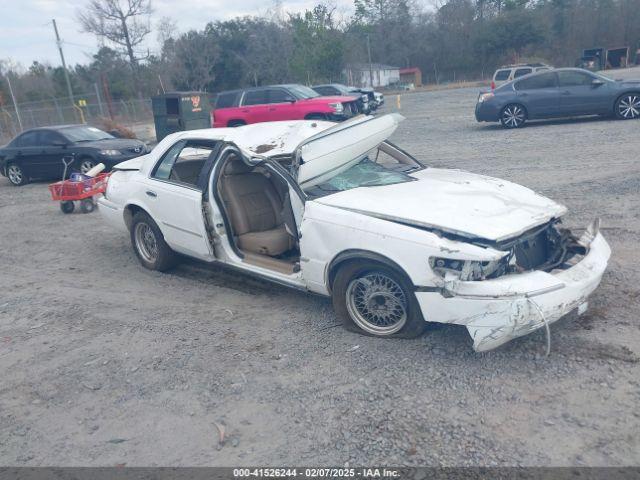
[98,114,610,352]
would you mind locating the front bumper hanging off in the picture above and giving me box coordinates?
[415,220,611,352]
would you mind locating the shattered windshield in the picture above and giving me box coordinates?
[304,157,417,198]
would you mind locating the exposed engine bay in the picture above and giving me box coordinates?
[429,221,588,282]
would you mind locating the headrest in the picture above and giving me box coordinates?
[223,158,251,175]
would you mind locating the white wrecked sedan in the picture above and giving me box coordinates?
[98,114,610,351]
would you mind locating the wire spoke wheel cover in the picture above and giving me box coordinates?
[134,222,159,263]
[502,105,525,127]
[7,165,23,184]
[618,95,640,119]
[346,272,408,335]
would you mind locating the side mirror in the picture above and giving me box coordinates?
[592,79,605,87]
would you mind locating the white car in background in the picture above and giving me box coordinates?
[98,114,610,352]
[491,63,553,90]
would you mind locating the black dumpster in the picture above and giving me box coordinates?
[151,92,212,141]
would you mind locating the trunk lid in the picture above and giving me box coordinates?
[292,113,404,188]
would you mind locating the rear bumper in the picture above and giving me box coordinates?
[416,223,610,352]
[97,197,128,233]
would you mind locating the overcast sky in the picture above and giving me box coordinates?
[0,0,354,69]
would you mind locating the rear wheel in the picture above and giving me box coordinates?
[6,163,27,186]
[130,211,177,271]
[332,261,426,338]
[227,120,246,127]
[615,93,640,120]
[80,198,95,214]
[500,104,527,128]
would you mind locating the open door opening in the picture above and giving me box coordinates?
[215,152,301,275]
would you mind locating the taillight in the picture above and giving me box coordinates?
[490,81,496,90]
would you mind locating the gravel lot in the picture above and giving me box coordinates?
[1,68,640,467]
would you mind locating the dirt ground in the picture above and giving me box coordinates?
[1,69,640,467]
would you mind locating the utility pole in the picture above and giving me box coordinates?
[366,34,374,88]
[52,19,75,108]
[6,73,23,131]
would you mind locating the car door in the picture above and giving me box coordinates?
[239,89,270,124]
[10,131,42,177]
[514,71,560,118]
[264,88,298,121]
[36,130,72,178]
[139,139,216,260]
[557,70,612,115]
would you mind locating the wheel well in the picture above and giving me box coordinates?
[326,250,413,293]
[227,119,246,127]
[614,91,640,109]
[123,204,146,231]
[305,113,327,120]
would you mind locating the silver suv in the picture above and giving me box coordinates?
[491,63,552,90]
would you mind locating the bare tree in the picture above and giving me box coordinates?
[78,0,153,96]
[157,16,177,45]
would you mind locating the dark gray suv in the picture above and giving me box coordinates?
[475,68,640,128]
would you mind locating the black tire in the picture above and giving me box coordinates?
[500,104,527,128]
[305,113,327,121]
[78,157,97,174]
[227,120,246,127]
[614,93,640,120]
[130,211,177,272]
[6,163,27,186]
[79,199,95,214]
[332,261,426,339]
[60,201,75,214]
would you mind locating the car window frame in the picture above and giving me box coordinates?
[37,130,67,146]
[215,91,240,109]
[15,131,39,147]
[266,87,296,104]
[241,88,270,107]
[494,69,511,81]
[514,71,558,91]
[513,68,533,79]
[150,139,218,191]
[557,70,595,87]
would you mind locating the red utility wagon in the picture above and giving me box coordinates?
[49,173,110,214]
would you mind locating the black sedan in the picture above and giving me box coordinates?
[475,68,640,128]
[0,124,148,186]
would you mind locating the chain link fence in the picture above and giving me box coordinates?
[0,93,154,144]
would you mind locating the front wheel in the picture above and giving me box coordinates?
[130,211,177,271]
[332,262,426,338]
[6,163,27,186]
[615,93,640,120]
[79,158,97,174]
[500,104,527,128]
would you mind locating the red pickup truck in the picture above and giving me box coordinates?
[211,84,360,128]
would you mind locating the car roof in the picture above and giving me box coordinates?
[19,124,86,133]
[140,120,335,173]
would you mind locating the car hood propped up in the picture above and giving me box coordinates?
[315,168,568,243]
